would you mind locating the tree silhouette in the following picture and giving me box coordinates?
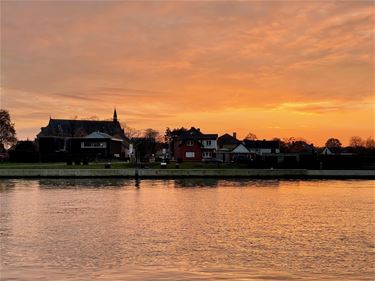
[244,132,257,140]
[349,136,364,148]
[144,128,160,141]
[0,109,17,148]
[124,126,142,139]
[165,127,187,143]
[325,138,342,148]
[365,137,375,149]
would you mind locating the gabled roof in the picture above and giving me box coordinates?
[244,140,280,149]
[218,133,240,148]
[288,141,315,154]
[232,143,250,153]
[84,131,123,142]
[85,131,113,139]
[37,118,126,140]
[178,127,218,141]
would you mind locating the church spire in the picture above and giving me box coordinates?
[113,107,118,122]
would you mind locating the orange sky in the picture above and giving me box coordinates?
[1,1,374,145]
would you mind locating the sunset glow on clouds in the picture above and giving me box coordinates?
[1,1,374,145]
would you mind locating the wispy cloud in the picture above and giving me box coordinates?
[1,1,374,144]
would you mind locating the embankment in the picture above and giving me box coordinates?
[0,169,374,179]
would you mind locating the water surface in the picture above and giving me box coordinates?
[0,179,374,280]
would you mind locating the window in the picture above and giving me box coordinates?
[187,140,194,146]
[81,142,107,148]
[205,140,212,146]
[185,152,195,158]
[202,152,212,158]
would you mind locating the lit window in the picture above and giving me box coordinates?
[185,152,195,158]
[81,142,107,148]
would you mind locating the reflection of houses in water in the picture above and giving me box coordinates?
[174,178,219,188]
[38,178,134,188]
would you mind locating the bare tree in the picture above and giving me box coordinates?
[244,132,257,140]
[144,128,159,141]
[325,138,342,148]
[365,137,375,149]
[0,109,17,148]
[86,115,99,120]
[349,136,364,148]
[124,126,142,139]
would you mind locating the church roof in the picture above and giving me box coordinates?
[37,118,126,140]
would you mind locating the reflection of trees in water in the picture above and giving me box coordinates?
[38,178,134,189]
[174,178,219,188]
[0,179,16,192]
[219,179,281,188]
[174,178,281,188]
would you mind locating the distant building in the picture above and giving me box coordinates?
[321,147,353,156]
[217,139,281,163]
[36,109,129,161]
[216,133,241,162]
[171,127,218,162]
[217,133,240,149]
[243,140,280,154]
[69,132,123,159]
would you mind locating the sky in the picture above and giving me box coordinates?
[1,0,374,145]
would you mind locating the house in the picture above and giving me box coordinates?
[243,140,280,155]
[36,109,129,161]
[321,147,353,156]
[217,133,240,149]
[172,127,218,162]
[216,133,241,163]
[68,132,123,159]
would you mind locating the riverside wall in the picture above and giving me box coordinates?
[0,169,374,179]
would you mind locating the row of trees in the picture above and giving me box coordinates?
[0,109,374,151]
[324,137,375,149]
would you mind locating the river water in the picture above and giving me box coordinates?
[0,179,374,281]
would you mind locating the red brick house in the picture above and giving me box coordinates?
[172,127,218,162]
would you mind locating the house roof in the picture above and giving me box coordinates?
[288,141,315,154]
[85,131,123,141]
[217,133,240,148]
[37,118,126,140]
[178,127,218,141]
[324,147,342,154]
[244,140,280,149]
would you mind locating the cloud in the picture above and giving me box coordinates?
[1,1,374,143]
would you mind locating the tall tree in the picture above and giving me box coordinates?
[365,137,375,149]
[325,138,342,148]
[165,127,187,143]
[0,109,17,148]
[124,126,142,139]
[349,136,364,148]
[144,128,159,141]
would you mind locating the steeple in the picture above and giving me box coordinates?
[113,107,118,122]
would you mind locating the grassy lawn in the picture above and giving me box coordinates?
[0,161,247,169]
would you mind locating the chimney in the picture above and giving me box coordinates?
[233,132,237,139]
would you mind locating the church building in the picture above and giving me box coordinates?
[36,109,129,162]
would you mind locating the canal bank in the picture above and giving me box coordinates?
[0,169,374,179]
